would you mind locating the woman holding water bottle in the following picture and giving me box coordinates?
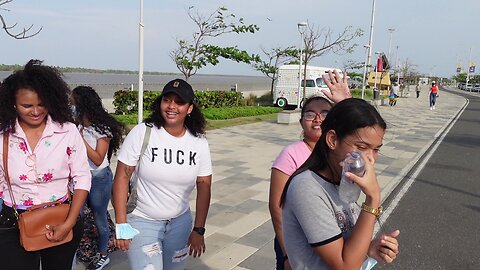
[280,98,400,270]
[269,70,351,270]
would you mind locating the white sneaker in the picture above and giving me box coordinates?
[87,254,110,270]
[433,105,435,110]
[430,106,433,110]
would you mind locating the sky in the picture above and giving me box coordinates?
[1,0,479,78]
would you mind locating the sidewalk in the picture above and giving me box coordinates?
[76,88,467,270]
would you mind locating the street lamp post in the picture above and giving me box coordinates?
[365,0,377,82]
[373,51,382,99]
[361,44,370,99]
[395,45,400,85]
[387,28,395,62]
[137,0,145,123]
[466,47,472,92]
[297,21,308,109]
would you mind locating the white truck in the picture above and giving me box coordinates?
[273,64,342,108]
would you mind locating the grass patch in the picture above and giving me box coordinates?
[114,106,281,132]
[206,113,277,130]
[203,106,281,120]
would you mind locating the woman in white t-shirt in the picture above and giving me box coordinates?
[71,86,124,269]
[112,79,212,270]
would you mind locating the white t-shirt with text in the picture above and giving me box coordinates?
[118,123,212,220]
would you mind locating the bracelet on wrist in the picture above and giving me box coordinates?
[361,203,382,218]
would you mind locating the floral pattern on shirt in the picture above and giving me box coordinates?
[19,142,28,153]
[41,171,54,182]
[66,146,76,157]
[22,194,34,206]
[0,117,91,207]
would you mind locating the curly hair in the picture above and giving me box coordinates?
[144,94,206,137]
[72,86,125,161]
[0,59,72,133]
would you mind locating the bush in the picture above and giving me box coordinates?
[113,90,160,115]
[113,90,245,114]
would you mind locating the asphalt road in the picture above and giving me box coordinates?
[378,88,480,269]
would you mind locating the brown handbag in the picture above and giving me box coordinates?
[3,133,73,251]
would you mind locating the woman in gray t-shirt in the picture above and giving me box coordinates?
[281,98,400,269]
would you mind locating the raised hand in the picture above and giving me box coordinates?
[321,70,352,103]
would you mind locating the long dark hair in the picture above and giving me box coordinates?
[0,59,72,133]
[280,98,386,206]
[72,86,125,161]
[144,94,206,137]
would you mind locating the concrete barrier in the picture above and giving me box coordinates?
[277,109,301,124]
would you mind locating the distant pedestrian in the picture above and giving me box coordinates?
[415,83,420,98]
[389,83,399,106]
[429,81,439,110]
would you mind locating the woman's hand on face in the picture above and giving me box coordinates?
[368,230,400,263]
[114,238,132,252]
[321,70,352,103]
[45,222,72,242]
[344,153,380,200]
[188,231,206,258]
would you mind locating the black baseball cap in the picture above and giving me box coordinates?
[161,79,195,103]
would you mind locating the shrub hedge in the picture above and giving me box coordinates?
[113,90,245,114]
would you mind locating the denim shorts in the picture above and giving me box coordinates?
[127,210,193,270]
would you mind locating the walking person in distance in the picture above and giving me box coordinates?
[429,81,439,110]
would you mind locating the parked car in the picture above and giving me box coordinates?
[473,83,480,92]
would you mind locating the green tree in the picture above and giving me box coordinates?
[300,23,363,100]
[1,0,42,39]
[253,46,298,95]
[170,6,260,81]
[451,72,467,83]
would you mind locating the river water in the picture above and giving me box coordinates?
[0,71,271,99]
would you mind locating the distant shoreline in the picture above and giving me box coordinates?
[0,65,265,79]
[0,71,271,100]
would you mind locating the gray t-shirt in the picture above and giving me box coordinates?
[282,170,360,269]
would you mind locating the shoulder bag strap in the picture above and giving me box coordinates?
[130,124,152,189]
[3,132,19,217]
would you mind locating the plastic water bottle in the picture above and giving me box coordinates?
[339,151,365,203]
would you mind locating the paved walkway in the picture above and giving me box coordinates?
[76,87,467,270]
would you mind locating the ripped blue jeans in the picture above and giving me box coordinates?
[127,210,192,270]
